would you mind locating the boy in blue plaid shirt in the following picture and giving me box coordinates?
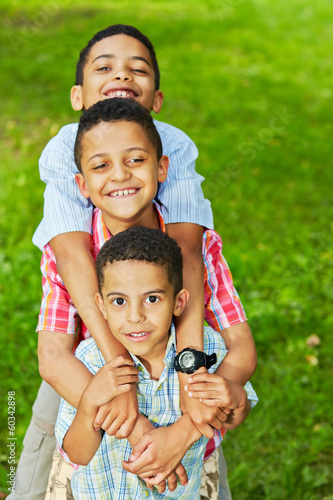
[55,226,258,499]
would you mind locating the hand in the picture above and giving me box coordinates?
[87,356,139,438]
[122,426,188,491]
[186,371,246,410]
[179,368,226,437]
[182,392,228,434]
[83,355,138,410]
[94,383,139,439]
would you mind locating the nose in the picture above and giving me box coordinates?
[127,303,145,324]
[112,66,131,82]
[110,163,131,183]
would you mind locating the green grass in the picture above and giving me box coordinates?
[1,0,333,498]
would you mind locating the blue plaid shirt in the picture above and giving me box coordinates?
[55,326,258,499]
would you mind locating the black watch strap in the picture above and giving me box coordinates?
[204,352,217,369]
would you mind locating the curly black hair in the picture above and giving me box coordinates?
[74,97,163,173]
[96,226,183,295]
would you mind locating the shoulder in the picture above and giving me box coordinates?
[153,118,197,151]
[40,122,79,155]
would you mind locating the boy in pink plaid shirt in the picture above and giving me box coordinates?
[39,97,256,497]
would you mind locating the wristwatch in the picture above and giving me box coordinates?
[174,348,217,374]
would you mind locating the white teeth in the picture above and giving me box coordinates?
[110,189,136,197]
[111,90,130,97]
[131,332,147,337]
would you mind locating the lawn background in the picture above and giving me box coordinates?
[1,0,333,498]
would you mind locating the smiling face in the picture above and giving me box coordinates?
[75,120,168,235]
[71,34,163,112]
[96,260,188,378]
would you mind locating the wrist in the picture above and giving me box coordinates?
[237,387,249,410]
[78,389,99,419]
[175,413,202,448]
[127,414,153,446]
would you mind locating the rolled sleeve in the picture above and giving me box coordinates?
[244,381,259,409]
[36,244,79,334]
[203,230,247,330]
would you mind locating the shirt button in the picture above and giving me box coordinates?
[145,490,150,497]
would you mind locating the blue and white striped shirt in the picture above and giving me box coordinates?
[33,120,214,250]
[55,325,258,499]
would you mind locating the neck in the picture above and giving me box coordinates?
[102,205,160,235]
[138,356,166,381]
[136,332,170,380]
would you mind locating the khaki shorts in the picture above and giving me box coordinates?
[45,446,228,500]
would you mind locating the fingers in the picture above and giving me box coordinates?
[143,468,187,493]
[102,359,139,385]
[128,434,151,463]
[156,480,166,494]
[193,421,215,439]
[123,453,151,475]
[174,463,188,487]
[114,417,137,439]
[142,473,177,492]
[98,412,123,435]
[93,403,112,430]
[93,394,138,437]
[165,471,177,492]
[122,438,152,475]
[186,374,236,409]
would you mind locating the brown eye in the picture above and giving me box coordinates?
[145,296,159,304]
[112,298,126,306]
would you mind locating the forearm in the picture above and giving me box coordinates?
[50,232,130,362]
[171,412,202,449]
[63,397,101,465]
[127,413,155,446]
[217,322,257,385]
[167,223,204,352]
[38,331,93,407]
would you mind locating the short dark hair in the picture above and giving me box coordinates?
[74,97,163,173]
[96,226,183,295]
[75,24,160,90]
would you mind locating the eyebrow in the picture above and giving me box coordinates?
[92,54,151,68]
[87,147,150,164]
[106,289,167,298]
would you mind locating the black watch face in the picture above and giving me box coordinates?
[180,351,195,369]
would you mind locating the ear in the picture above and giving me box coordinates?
[75,173,90,199]
[152,90,164,114]
[157,155,169,184]
[173,289,189,317]
[70,85,84,111]
[95,292,107,319]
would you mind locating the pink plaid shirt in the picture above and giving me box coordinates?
[37,203,246,457]
[38,204,246,335]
